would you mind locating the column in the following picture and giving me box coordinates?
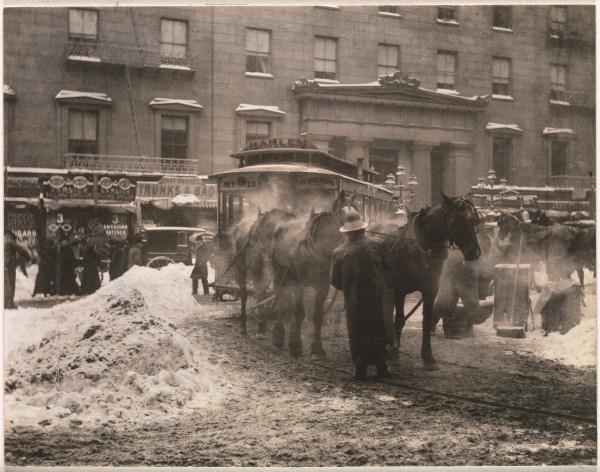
[410,141,435,210]
[345,141,368,164]
[448,143,475,197]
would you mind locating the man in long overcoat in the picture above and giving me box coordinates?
[191,235,211,295]
[4,230,31,309]
[331,209,395,380]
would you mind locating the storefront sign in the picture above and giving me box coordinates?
[6,212,36,230]
[137,177,217,201]
[6,176,40,198]
[43,175,135,202]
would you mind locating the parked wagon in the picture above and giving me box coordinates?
[140,226,215,268]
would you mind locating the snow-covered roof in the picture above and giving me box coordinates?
[235,104,285,115]
[543,127,575,135]
[149,98,203,109]
[55,90,112,102]
[4,84,15,96]
[171,194,200,206]
[486,123,523,132]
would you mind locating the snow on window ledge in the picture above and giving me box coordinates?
[378,12,402,18]
[436,19,459,26]
[436,88,460,95]
[159,64,192,71]
[314,78,340,84]
[550,99,571,106]
[492,94,514,101]
[493,26,513,33]
[245,72,274,79]
[68,55,102,63]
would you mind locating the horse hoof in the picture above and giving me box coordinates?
[289,345,303,358]
[272,338,284,348]
[424,362,439,372]
[310,352,327,361]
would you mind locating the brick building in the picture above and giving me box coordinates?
[3,5,595,239]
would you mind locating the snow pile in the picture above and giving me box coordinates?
[4,264,236,431]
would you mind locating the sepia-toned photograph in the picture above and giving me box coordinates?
[2,1,596,468]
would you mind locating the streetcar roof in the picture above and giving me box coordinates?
[209,163,393,194]
[141,226,214,234]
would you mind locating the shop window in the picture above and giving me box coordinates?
[246,121,270,143]
[68,109,98,154]
[492,57,511,96]
[161,115,188,159]
[378,44,399,77]
[69,9,98,41]
[437,6,456,22]
[314,36,338,81]
[492,137,512,181]
[369,148,397,185]
[493,6,511,29]
[549,6,567,36]
[437,51,457,90]
[161,19,187,59]
[551,141,568,176]
[246,28,271,75]
[550,64,567,92]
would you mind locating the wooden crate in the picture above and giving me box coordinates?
[493,264,531,327]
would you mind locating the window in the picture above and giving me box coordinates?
[68,9,98,41]
[492,137,512,181]
[314,36,338,81]
[492,57,511,96]
[161,19,187,59]
[246,29,271,74]
[550,64,567,92]
[549,6,567,36]
[551,141,568,176]
[379,5,400,15]
[437,51,457,90]
[246,121,270,143]
[377,44,399,77]
[369,149,397,185]
[437,6,456,21]
[161,116,188,159]
[68,110,98,154]
[493,6,511,29]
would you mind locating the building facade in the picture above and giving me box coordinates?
[3,5,595,239]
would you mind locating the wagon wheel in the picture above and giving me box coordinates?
[146,256,175,269]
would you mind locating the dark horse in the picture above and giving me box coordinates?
[270,190,357,359]
[497,211,595,287]
[369,193,481,371]
[231,208,296,335]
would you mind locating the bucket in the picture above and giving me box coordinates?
[443,317,468,340]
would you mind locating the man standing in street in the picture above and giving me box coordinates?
[190,235,211,295]
[4,230,31,309]
[331,209,395,380]
[127,234,144,270]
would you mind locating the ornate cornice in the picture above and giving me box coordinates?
[292,77,321,92]
[378,71,421,89]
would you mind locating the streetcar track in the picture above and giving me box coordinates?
[242,328,597,426]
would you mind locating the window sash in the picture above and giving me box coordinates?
[550,64,567,91]
[493,6,511,28]
[492,58,510,94]
[246,29,271,73]
[438,7,455,21]
[161,116,188,159]
[492,137,511,181]
[378,44,398,70]
[69,9,98,40]
[161,19,187,58]
[379,6,399,14]
[246,121,270,142]
[437,52,456,88]
[315,37,338,79]
[551,141,568,176]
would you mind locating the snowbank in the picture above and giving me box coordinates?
[5,264,236,431]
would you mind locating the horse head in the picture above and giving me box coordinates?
[441,192,481,262]
[332,190,359,222]
[497,211,520,241]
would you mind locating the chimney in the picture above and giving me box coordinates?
[356,158,364,181]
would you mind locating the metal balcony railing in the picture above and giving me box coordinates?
[549,90,595,108]
[65,41,198,71]
[66,153,199,174]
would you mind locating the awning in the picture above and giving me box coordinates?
[55,90,112,103]
[136,196,217,209]
[486,122,523,133]
[42,198,133,210]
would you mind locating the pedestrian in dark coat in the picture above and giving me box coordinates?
[109,239,128,280]
[80,245,102,295]
[190,235,211,295]
[331,209,395,380]
[4,230,31,309]
[58,239,80,296]
[127,234,144,270]
[34,240,57,296]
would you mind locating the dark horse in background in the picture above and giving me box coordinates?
[369,193,481,371]
[270,190,357,359]
[231,208,296,335]
[496,211,595,287]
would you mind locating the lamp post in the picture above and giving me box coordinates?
[487,168,497,210]
[385,165,418,216]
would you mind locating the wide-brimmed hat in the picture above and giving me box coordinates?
[340,209,368,233]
